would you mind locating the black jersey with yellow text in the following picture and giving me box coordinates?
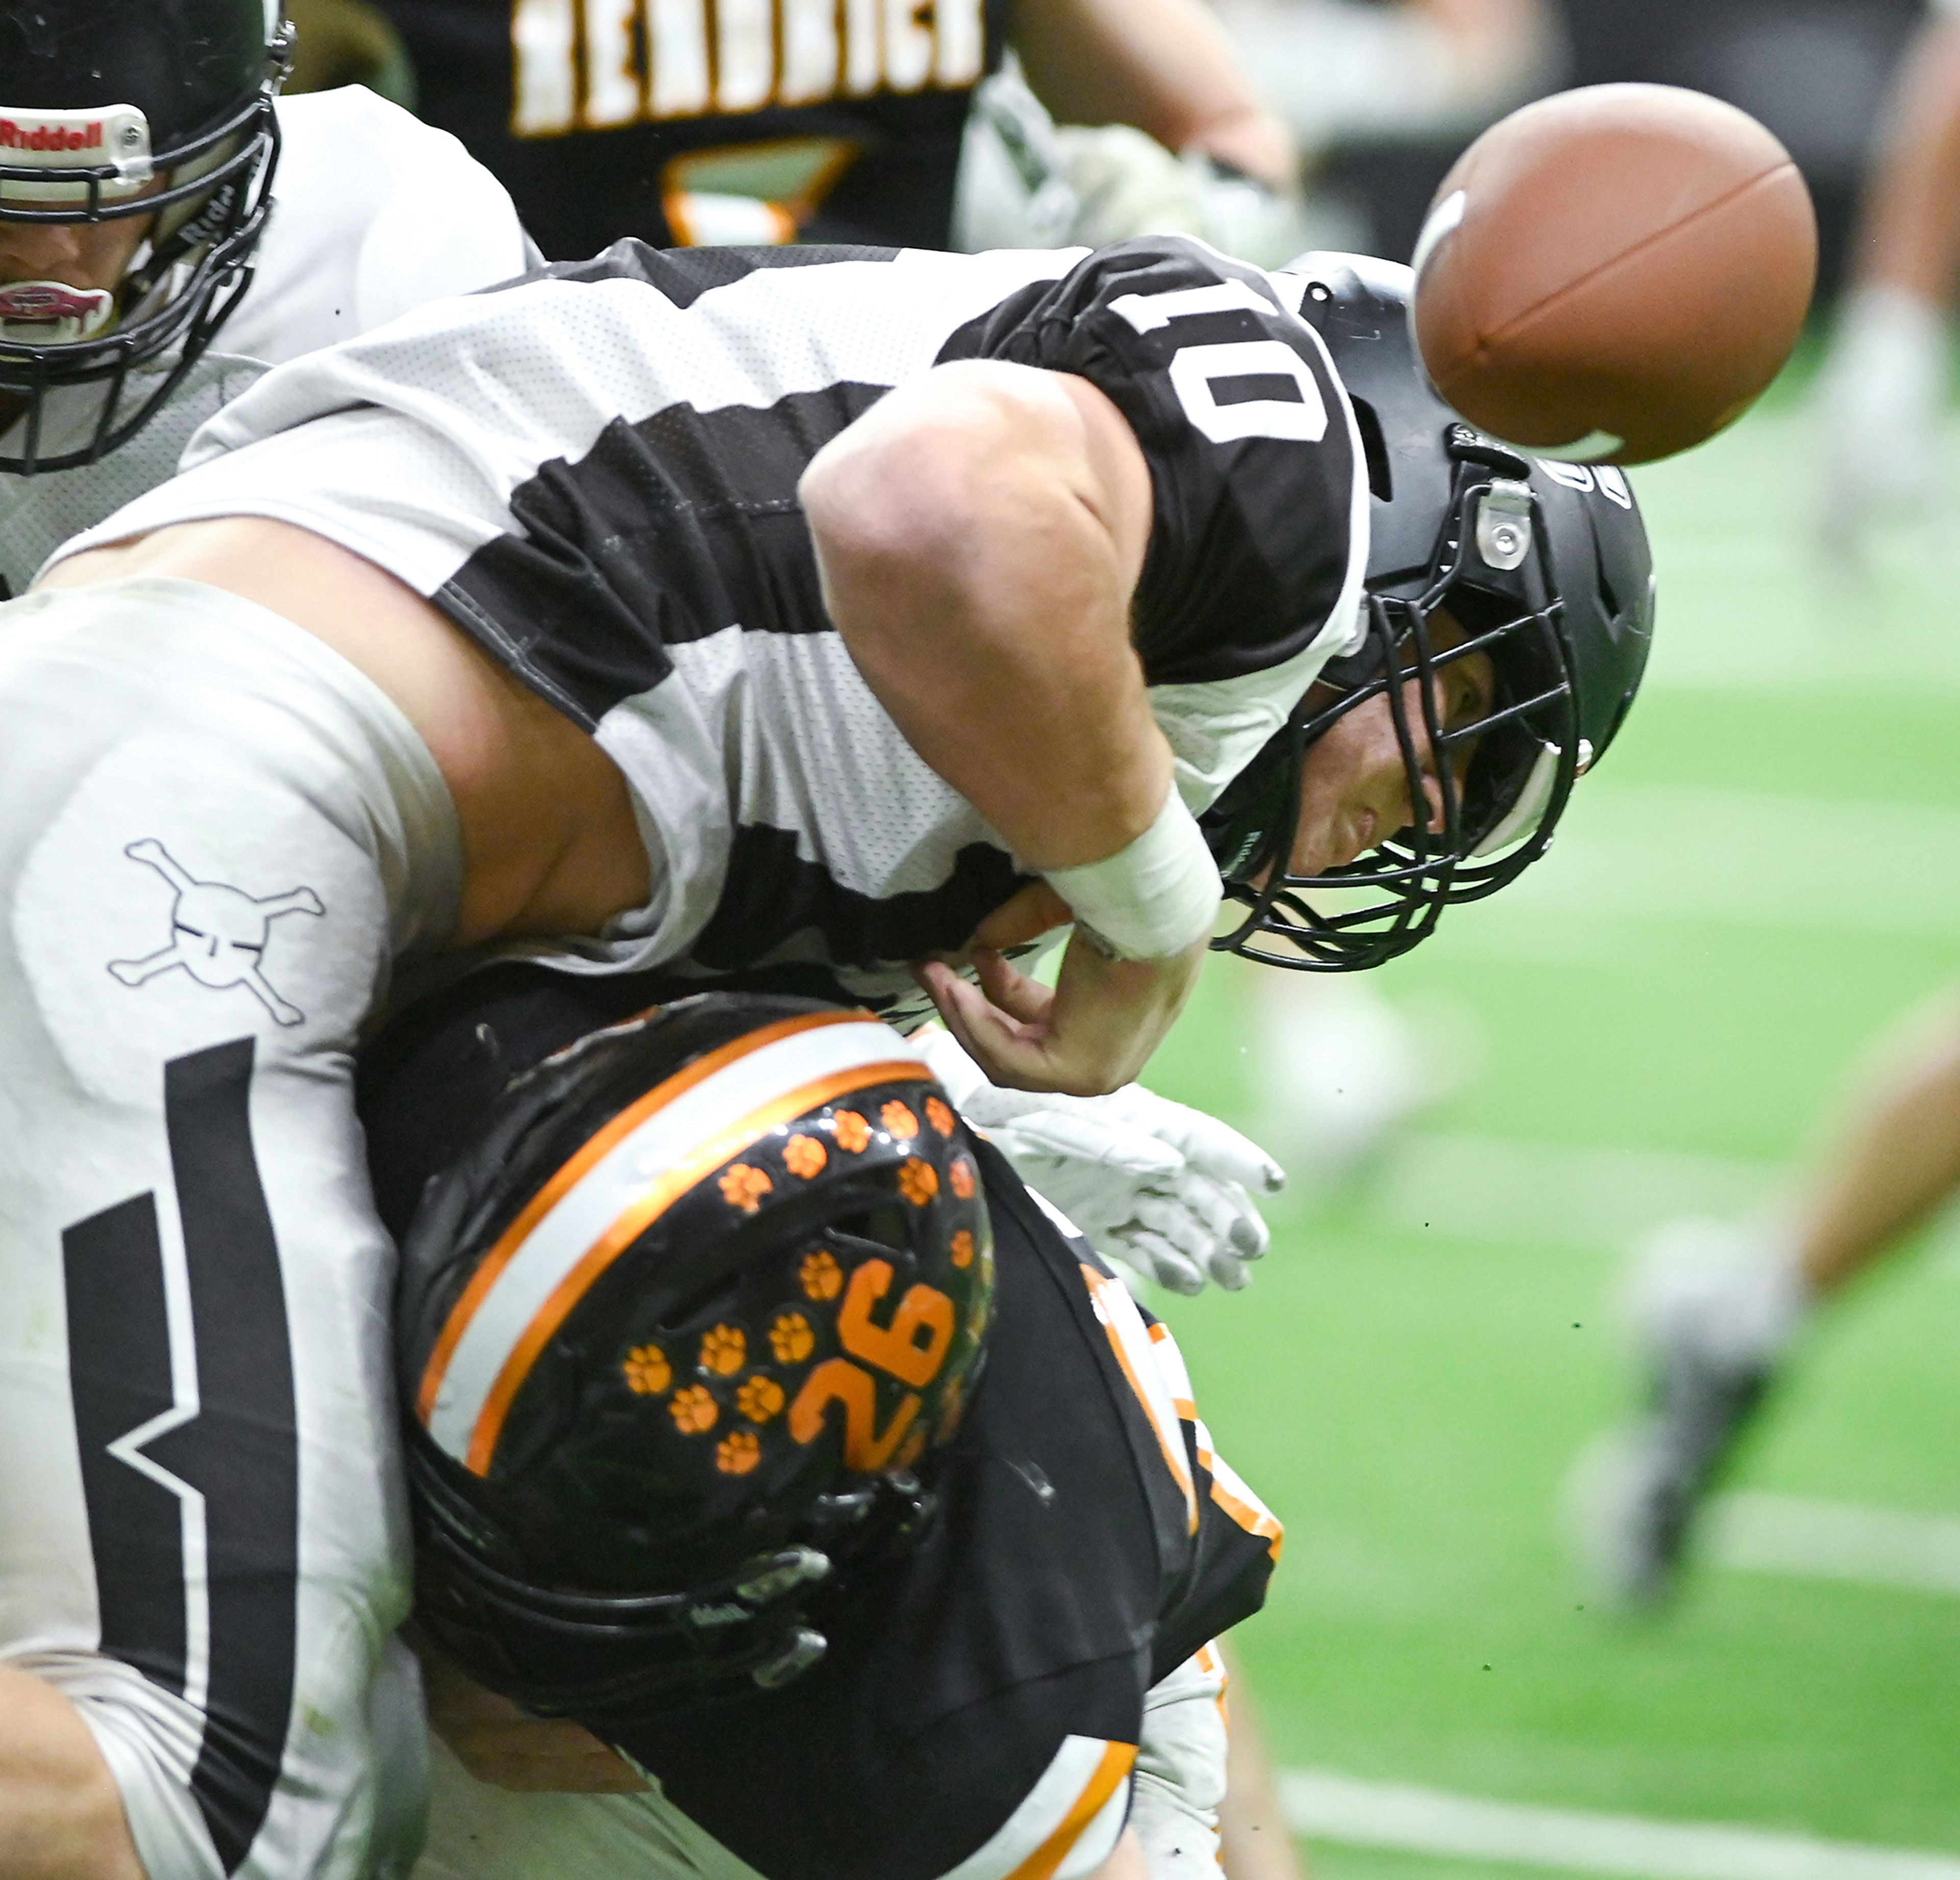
[375,0,1009,256]
[357,962,1280,1880]
[63,239,1368,1018]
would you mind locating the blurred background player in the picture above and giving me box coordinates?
[1582,983,1960,1608]
[0,0,532,598]
[1213,0,1560,186]
[343,0,1297,256]
[285,0,420,104]
[1814,0,1960,557]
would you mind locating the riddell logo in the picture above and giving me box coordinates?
[0,118,103,153]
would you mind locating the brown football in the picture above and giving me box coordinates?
[1411,84,1817,465]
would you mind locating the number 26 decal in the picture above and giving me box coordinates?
[789,1258,955,1467]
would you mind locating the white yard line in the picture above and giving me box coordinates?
[1280,1768,1960,1879]
[1366,1131,1960,1260]
[1473,785,1960,940]
[1704,1492,1960,1598]
[1369,1131,1774,1251]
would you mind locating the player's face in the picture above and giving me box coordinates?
[0,198,158,301]
[0,188,161,420]
[1283,612,1496,878]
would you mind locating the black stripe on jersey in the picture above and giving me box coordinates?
[685,824,1033,972]
[61,1038,299,1875]
[158,1039,300,1874]
[494,238,901,311]
[439,384,886,727]
[63,1194,190,1698]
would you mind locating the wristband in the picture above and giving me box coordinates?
[1045,785,1223,961]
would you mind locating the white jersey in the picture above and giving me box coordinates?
[58,236,1369,1022]
[0,577,462,1878]
[0,85,534,597]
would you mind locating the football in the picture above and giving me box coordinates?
[1410,84,1818,465]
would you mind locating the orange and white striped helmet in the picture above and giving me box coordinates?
[396,992,993,1715]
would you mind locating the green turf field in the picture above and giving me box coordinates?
[1144,388,1960,1877]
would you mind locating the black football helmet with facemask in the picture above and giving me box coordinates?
[1203,252,1655,970]
[385,991,993,1724]
[0,0,290,475]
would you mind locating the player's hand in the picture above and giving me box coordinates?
[916,929,1204,1097]
[418,1643,648,1794]
[1815,285,1951,563]
[915,1028,1284,1294]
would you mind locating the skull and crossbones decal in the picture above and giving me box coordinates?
[108,840,324,1027]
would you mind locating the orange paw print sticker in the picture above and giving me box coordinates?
[831,1110,870,1153]
[621,1344,672,1395]
[770,1311,815,1363]
[949,1229,974,1269]
[897,1157,939,1206]
[720,1163,773,1213]
[925,1095,956,1137]
[737,1375,785,1423]
[670,1385,718,1434]
[881,1100,919,1141]
[717,1430,762,1475]
[699,1324,746,1376]
[799,1249,843,1301]
[783,1133,827,1179]
[949,1157,976,1200]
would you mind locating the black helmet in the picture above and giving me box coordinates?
[1203,252,1655,970]
[396,994,993,1723]
[0,0,290,475]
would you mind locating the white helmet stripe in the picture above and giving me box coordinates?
[423,1016,926,1471]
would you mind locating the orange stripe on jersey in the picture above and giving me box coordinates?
[1210,1480,1284,1559]
[1008,1740,1137,1880]
[417,1008,864,1425]
[1197,1441,1286,1562]
[462,1056,924,1473]
[1146,1324,1203,1426]
[1079,1264,1197,1534]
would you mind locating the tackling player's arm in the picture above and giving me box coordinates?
[0,1669,144,1880]
[802,358,1203,1098]
[1009,0,1296,189]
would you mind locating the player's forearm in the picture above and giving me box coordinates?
[804,362,1166,873]
[1795,989,1960,1295]
[1855,16,1960,307]
[0,1669,145,1880]
[1009,0,1296,189]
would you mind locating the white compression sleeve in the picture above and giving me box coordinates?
[0,577,458,1880]
[1044,784,1222,962]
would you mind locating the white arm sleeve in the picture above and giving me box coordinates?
[1128,1647,1230,1878]
[0,576,459,1879]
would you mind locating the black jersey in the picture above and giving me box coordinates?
[358,964,1281,1880]
[605,1139,1276,1879]
[376,0,1009,257]
[65,238,1368,1018]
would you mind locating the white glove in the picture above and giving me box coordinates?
[914,1029,1285,1296]
[1816,284,1951,559]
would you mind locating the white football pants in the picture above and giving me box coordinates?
[0,576,458,1880]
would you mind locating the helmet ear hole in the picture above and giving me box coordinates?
[1349,396,1394,502]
